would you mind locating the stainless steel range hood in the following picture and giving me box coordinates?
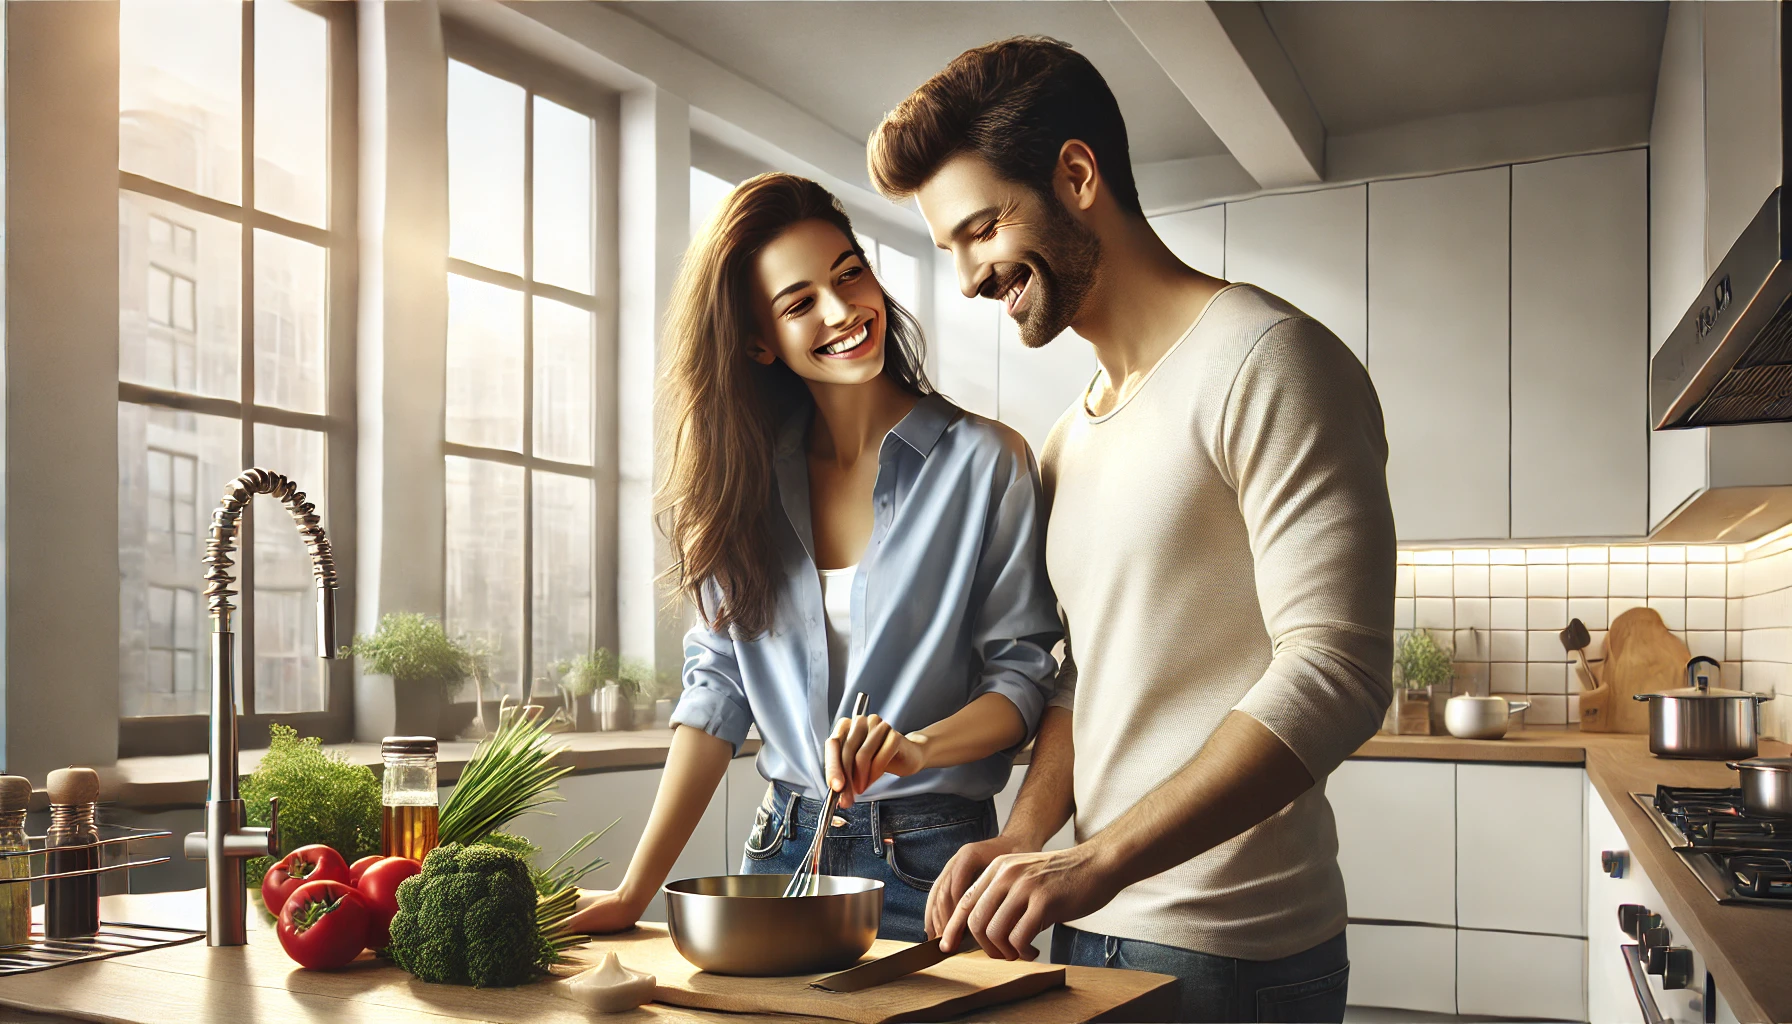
[1651,189,1792,429]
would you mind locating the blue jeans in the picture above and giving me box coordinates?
[1052,924,1349,1024]
[739,781,997,942]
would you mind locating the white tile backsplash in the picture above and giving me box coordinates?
[1395,536,1791,739]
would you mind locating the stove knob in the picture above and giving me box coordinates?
[1653,947,1694,990]
[1641,926,1673,962]
[1618,903,1649,937]
[1601,849,1628,878]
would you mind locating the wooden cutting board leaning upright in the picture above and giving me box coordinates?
[1579,607,1689,733]
[574,925,1065,1024]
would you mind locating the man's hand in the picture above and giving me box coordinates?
[825,713,927,807]
[938,843,1122,961]
[565,888,646,935]
[923,833,1035,941]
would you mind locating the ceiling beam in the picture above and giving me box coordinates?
[1110,1,1324,189]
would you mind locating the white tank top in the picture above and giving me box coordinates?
[819,565,857,714]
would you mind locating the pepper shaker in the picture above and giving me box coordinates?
[45,768,101,939]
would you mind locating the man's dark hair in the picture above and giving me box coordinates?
[868,36,1142,216]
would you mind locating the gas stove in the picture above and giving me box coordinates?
[1633,786,1792,906]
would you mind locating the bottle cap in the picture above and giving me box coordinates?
[45,767,99,806]
[0,776,30,814]
[381,736,438,756]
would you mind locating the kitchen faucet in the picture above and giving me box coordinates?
[183,468,338,946]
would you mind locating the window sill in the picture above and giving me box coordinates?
[105,727,763,809]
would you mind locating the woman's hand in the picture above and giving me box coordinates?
[826,713,928,807]
[565,888,647,935]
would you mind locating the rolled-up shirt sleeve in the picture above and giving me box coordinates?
[966,438,1063,746]
[669,610,756,755]
[1223,319,1396,779]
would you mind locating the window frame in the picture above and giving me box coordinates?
[118,0,359,757]
[441,30,619,708]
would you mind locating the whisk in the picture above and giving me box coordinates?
[782,691,869,898]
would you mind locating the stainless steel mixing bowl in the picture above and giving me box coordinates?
[663,874,882,976]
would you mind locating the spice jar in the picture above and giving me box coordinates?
[381,737,439,861]
[0,776,31,947]
[45,767,101,939]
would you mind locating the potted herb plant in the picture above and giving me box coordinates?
[557,648,617,732]
[1389,629,1455,736]
[341,613,476,740]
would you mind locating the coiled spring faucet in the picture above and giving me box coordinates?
[183,468,338,946]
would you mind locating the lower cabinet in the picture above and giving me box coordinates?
[1346,922,1458,1015]
[1457,928,1587,1021]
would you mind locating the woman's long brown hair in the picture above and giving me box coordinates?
[657,173,932,638]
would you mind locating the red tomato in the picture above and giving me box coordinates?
[354,857,422,950]
[261,844,350,917]
[347,855,383,888]
[276,880,372,970]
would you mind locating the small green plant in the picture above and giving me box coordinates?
[340,613,470,694]
[616,656,655,702]
[556,648,618,700]
[242,724,381,887]
[1394,629,1455,690]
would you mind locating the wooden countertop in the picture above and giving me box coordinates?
[0,891,1174,1024]
[105,729,763,809]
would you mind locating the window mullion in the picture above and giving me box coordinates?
[521,90,537,698]
[239,0,258,720]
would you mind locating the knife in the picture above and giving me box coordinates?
[809,936,958,992]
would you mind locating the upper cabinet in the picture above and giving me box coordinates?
[1227,185,1367,363]
[1369,167,1512,542]
[1510,150,1648,538]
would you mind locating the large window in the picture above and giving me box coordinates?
[117,0,355,752]
[445,57,603,701]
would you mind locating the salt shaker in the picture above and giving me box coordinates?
[45,767,101,939]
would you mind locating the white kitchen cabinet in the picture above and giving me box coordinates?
[932,254,1000,421]
[1457,763,1584,937]
[723,753,767,873]
[1225,185,1367,362]
[1328,759,1456,925]
[1151,204,1225,278]
[995,314,1098,458]
[1510,151,1649,539]
[1369,167,1512,542]
[1345,922,1458,1015]
[500,767,726,923]
[1457,928,1587,1021]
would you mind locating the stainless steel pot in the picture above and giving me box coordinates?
[663,873,881,976]
[1444,694,1531,740]
[1634,657,1774,760]
[1726,757,1792,817]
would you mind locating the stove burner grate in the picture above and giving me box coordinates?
[1726,855,1792,900]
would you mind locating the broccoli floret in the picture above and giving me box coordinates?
[386,843,549,988]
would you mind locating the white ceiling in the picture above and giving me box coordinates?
[608,0,1668,169]
[606,1,1228,164]
[1263,2,1669,135]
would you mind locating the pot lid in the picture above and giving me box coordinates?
[1643,685,1762,699]
[1733,757,1792,772]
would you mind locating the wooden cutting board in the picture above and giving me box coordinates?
[1580,607,1689,734]
[576,925,1065,1024]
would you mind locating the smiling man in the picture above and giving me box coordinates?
[869,37,1397,1023]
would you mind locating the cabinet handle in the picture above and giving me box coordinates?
[1623,944,1668,1024]
[1602,849,1628,878]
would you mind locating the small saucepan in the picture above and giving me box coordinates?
[1726,758,1792,818]
[1634,657,1775,760]
[1444,694,1531,740]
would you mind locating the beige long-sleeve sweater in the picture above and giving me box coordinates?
[1042,283,1395,961]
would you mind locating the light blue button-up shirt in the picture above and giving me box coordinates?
[669,394,1062,802]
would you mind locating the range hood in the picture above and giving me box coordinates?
[1651,189,1792,429]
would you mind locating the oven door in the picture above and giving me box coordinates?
[1588,781,1712,1023]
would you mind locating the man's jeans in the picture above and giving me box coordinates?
[1052,923,1350,1023]
[738,781,997,942]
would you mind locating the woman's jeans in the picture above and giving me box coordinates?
[1053,924,1350,1024]
[739,781,997,942]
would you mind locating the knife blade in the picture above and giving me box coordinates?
[809,936,956,992]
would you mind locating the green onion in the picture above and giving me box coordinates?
[439,698,575,846]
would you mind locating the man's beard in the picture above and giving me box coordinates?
[1011,197,1101,350]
